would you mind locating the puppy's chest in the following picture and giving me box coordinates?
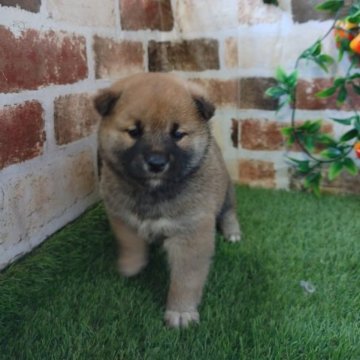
[125,209,180,242]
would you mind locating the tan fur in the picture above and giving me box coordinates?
[95,73,241,328]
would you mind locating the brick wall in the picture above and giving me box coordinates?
[0,0,358,269]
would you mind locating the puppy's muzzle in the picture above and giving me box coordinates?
[144,152,169,174]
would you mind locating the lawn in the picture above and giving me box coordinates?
[1,187,359,359]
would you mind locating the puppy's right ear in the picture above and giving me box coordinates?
[94,90,121,117]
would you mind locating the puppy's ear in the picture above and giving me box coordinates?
[186,81,215,121]
[193,96,215,121]
[94,90,121,117]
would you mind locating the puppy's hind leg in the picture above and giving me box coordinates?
[218,184,241,242]
[109,215,148,277]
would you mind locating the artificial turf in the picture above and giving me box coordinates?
[0,186,359,359]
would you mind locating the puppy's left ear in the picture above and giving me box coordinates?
[186,81,215,121]
[94,90,121,117]
[193,96,215,121]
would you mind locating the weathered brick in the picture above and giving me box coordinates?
[296,79,360,111]
[0,101,45,169]
[0,0,40,12]
[0,26,87,93]
[290,166,360,195]
[321,169,360,195]
[225,37,238,69]
[240,119,283,150]
[239,78,278,110]
[176,0,237,32]
[1,149,97,269]
[120,0,174,31]
[191,78,277,110]
[54,94,101,145]
[192,79,240,107]
[239,0,283,25]
[236,33,281,69]
[238,159,276,188]
[93,36,144,80]
[292,0,333,23]
[148,39,220,72]
[47,0,115,27]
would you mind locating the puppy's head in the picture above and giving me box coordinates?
[94,73,215,189]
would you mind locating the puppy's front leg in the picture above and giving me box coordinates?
[109,215,148,277]
[164,219,215,328]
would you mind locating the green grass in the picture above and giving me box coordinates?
[1,187,360,359]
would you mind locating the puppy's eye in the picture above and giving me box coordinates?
[127,125,143,139]
[171,125,187,141]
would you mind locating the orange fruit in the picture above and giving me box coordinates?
[355,141,360,159]
[350,33,360,54]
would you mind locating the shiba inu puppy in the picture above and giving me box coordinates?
[94,73,241,328]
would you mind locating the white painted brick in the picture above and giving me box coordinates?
[175,0,238,33]
[238,0,284,25]
[237,33,282,70]
[0,148,98,269]
[47,0,116,27]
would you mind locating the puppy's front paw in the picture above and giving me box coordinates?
[226,232,241,243]
[164,310,199,328]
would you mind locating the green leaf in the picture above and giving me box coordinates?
[265,86,287,98]
[340,129,359,142]
[328,161,343,181]
[330,116,354,126]
[319,54,335,65]
[288,158,311,173]
[281,126,294,136]
[304,172,322,197]
[304,136,315,152]
[301,41,322,59]
[315,133,337,146]
[315,0,344,12]
[336,85,348,105]
[320,147,342,159]
[287,70,298,88]
[275,67,288,83]
[347,10,360,23]
[308,120,322,133]
[350,73,360,80]
[343,157,359,176]
[334,77,346,87]
[316,86,337,98]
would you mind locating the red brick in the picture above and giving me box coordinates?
[120,0,174,31]
[0,101,45,168]
[93,36,144,79]
[192,79,240,107]
[191,78,277,110]
[54,94,101,145]
[296,79,360,111]
[148,39,219,72]
[0,0,40,12]
[239,78,278,110]
[291,0,350,23]
[240,119,283,151]
[238,159,276,188]
[290,167,360,195]
[321,170,360,195]
[0,26,88,93]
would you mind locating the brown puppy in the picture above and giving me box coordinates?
[94,73,241,328]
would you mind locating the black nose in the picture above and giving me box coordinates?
[145,153,169,173]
